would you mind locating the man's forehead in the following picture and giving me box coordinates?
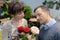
[35,8,43,13]
[36,8,42,11]
[34,12,40,16]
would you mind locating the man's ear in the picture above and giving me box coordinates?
[47,11,50,15]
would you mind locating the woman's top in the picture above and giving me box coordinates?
[2,18,28,40]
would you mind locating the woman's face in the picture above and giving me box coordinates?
[14,11,24,19]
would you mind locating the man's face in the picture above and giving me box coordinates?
[35,8,49,24]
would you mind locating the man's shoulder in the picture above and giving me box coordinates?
[50,21,60,32]
[55,21,60,30]
[51,21,60,27]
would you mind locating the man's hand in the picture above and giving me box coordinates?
[29,18,37,22]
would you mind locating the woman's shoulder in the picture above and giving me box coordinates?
[21,18,28,26]
[22,18,27,22]
[2,20,12,29]
[3,20,12,25]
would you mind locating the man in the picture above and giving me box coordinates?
[30,5,60,40]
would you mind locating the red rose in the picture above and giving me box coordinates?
[18,26,24,33]
[18,26,30,33]
[23,27,30,33]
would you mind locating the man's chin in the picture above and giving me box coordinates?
[40,22,43,25]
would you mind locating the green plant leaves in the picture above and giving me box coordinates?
[43,0,60,10]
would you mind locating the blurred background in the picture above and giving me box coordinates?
[0,0,60,21]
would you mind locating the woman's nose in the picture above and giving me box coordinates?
[22,12,24,17]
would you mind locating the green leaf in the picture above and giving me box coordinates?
[31,34,35,38]
[24,5,32,20]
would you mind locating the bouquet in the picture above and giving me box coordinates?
[18,26,36,40]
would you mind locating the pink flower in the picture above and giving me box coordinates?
[31,26,39,34]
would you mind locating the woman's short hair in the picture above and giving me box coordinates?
[8,2,24,15]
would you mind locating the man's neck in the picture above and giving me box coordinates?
[45,17,52,25]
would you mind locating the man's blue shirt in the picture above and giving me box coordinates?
[44,19,56,30]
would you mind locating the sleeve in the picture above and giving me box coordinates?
[36,34,39,40]
[36,29,41,40]
[22,18,28,26]
[24,19,28,26]
[2,21,12,40]
[2,23,9,40]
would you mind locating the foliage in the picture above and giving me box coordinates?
[18,33,28,40]
[43,0,60,10]
[0,1,12,19]
[24,5,32,20]
[24,5,40,28]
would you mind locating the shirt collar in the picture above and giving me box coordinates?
[44,19,56,30]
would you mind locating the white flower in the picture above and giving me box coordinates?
[31,26,39,34]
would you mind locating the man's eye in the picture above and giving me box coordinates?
[37,14,41,16]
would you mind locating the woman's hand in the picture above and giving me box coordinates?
[27,35,36,40]
[12,36,17,40]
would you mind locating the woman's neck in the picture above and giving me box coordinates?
[12,18,22,27]
[13,17,22,22]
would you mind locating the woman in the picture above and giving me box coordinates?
[2,2,28,40]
